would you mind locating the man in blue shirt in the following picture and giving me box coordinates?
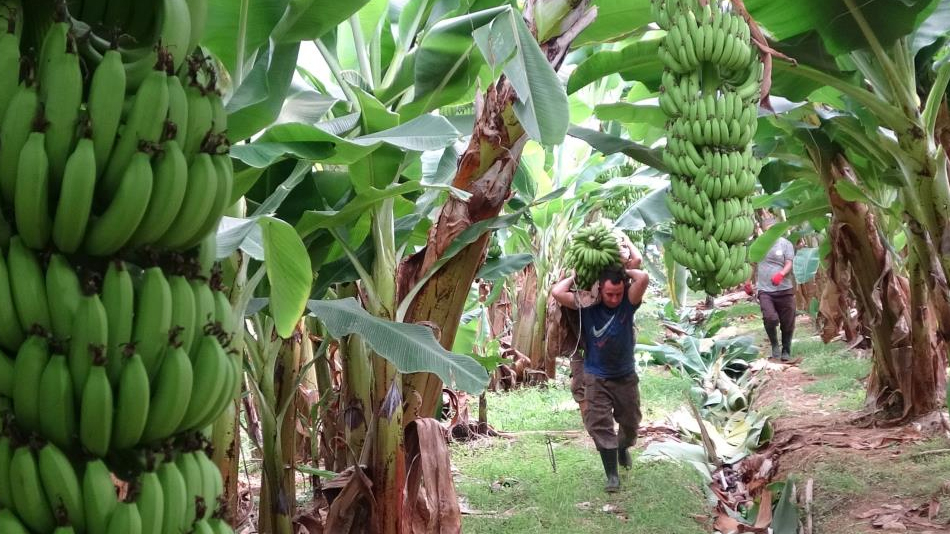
[552,249,649,493]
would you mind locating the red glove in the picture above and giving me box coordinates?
[743,282,754,295]
[771,272,785,285]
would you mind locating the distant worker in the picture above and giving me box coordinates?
[745,218,796,360]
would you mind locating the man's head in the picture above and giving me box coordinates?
[761,215,777,231]
[599,265,626,309]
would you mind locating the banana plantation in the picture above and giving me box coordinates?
[0,0,949,532]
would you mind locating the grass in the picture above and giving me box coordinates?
[794,337,871,410]
[454,436,710,534]
[455,365,710,533]
[718,301,760,321]
[795,438,950,529]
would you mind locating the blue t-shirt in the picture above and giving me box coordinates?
[580,297,638,379]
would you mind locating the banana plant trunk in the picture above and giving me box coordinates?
[258,325,302,534]
[398,0,595,420]
[816,149,947,420]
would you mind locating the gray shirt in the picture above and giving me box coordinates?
[756,237,795,292]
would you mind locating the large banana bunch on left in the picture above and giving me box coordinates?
[652,0,762,295]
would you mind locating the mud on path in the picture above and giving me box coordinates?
[752,359,950,533]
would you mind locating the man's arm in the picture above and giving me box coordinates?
[552,273,579,310]
[771,259,793,285]
[620,234,642,270]
[626,268,649,305]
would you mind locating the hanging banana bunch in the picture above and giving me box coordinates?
[652,0,763,296]
[0,0,241,532]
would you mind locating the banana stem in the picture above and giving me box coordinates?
[314,39,361,114]
[923,61,950,143]
[349,15,375,90]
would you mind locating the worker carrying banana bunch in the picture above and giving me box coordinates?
[552,223,649,493]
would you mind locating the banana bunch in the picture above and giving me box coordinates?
[593,165,640,221]
[0,437,234,534]
[486,233,502,260]
[564,221,623,290]
[0,258,240,450]
[653,0,761,295]
[0,2,230,258]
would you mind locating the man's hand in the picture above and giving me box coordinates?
[743,282,754,295]
[771,272,785,285]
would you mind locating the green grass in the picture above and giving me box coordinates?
[798,438,950,528]
[794,338,871,410]
[718,301,760,321]
[455,364,710,533]
[480,381,580,432]
[454,438,709,534]
[479,367,695,433]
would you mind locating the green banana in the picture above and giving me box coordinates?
[134,267,173,378]
[80,360,113,457]
[84,150,155,256]
[138,471,165,534]
[0,509,29,534]
[185,151,233,248]
[0,80,39,204]
[192,519,215,534]
[141,344,193,443]
[13,336,50,433]
[37,21,68,97]
[88,49,126,172]
[68,293,109,397]
[0,348,12,397]
[10,446,55,533]
[181,79,212,161]
[195,451,222,518]
[169,274,197,353]
[208,518,235,534]
[186,0,209,52]
[0,249,23,351]
[0,29,21,122]
[52,135,97,253]
[178,335,227,431]
[156,152,217,248]
[106,501,142,534]
[175,451,202,527]
[39,353,77,450]
[196,230,217,280]
[156,460,187,534]
[158,0,192,70]
[111,351,151,450]
[101,68,168,197]
[191,279,216,350]
[46,254,82,341]
[83,460,118,534]
[0,436,13,509]
[102,261,134,384]
[38,442,86,532]
[14,129,52,250]
[129,140,188,246]
[42,35,82,184]
[166,75,189,146]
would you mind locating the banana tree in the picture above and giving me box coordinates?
[562,0,950,421]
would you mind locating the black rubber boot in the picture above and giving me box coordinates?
[781,329,793,361]
[618,430,633,470]
[598,448,621,492]
[764,321,780,359]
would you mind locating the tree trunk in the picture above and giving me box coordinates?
[817,152,946,422]
[398,1,596,420]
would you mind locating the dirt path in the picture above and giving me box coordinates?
[753,359,950,533]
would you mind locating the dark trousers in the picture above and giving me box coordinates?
[759,288,795,350]
[581,372,642,450]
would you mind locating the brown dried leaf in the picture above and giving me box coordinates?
[403,418,462,534]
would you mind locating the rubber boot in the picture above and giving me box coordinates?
[618,429,633,470]
[781,328,793,361]
[598,448,620,493]
[764,321,780,359]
